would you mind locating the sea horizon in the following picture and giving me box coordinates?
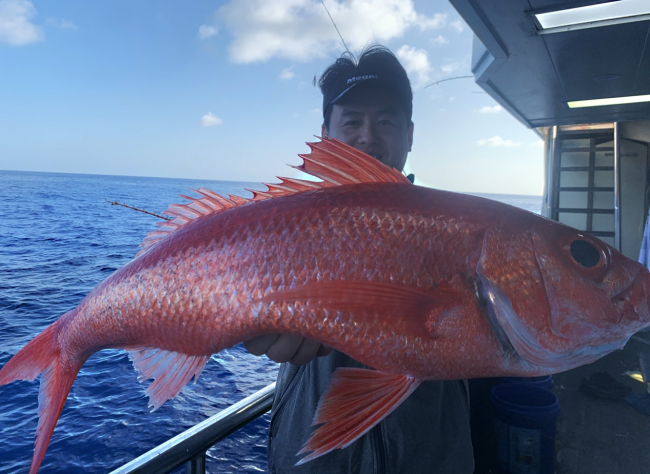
[0,169,544,199]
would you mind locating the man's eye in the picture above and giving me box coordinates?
[378,120,394,126]
[344,120,360,127]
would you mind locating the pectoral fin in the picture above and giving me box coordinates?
[296,368,420,465]
[258,279,472,339]
[258,280,437,312]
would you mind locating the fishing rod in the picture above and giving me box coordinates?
[106,200,171,220]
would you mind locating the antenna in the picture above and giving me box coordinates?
[321,1,350,54]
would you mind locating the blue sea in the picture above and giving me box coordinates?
[0,170,542,473]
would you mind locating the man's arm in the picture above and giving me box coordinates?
[244,334,332,365]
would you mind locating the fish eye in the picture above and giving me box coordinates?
[570,240,600,268]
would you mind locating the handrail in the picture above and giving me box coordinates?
[110,382,276,474]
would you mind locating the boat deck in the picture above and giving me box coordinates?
[553,330,650,474]
[471,328,650,474]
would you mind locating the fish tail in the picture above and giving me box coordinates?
[0,311,84,474]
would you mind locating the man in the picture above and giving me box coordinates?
[245,46,474,473]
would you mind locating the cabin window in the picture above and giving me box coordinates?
[560,171,589,187]
[561,151,589,167]
[558,213,587,230]
[592,192,614,210]
[594,151,614,167]
[593,170,614,187]
[592,214,615,232]
[559,191,588,208]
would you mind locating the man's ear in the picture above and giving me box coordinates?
[321,124,328,138]
[408,121,414,152]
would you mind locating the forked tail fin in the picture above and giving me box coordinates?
[0,312,84,474]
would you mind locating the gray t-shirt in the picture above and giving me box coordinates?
[267,350,474,473]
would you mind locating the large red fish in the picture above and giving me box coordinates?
[1,137,650,472]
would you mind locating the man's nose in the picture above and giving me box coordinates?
[356,122,376,145]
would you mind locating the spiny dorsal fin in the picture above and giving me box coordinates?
[136,137,410,256]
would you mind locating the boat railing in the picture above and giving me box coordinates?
[109,382,276,474]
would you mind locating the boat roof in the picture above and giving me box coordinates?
[449,0,650,128]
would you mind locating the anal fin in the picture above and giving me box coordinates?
[296,368,420,465]
[127,348,210,411]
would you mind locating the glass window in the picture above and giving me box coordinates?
[559,191,588,208]
[561,139,591,148]
[593,192,614,209]
[561,151,590,167]
[593,170,614,187]
[594,151,614,167]
[592,214,615,232]
[558,213,587,230]
[560,171,589,187]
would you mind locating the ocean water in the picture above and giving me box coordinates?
[0,170,542,473]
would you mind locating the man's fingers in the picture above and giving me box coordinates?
[243,333,281,356]
[316,343,333,357]
[289,338,323,366]
[244,334,333,364]
[265,334,304,363]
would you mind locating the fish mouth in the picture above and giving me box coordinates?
[611,269,650,326]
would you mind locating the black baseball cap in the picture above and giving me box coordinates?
[320,46,413,122]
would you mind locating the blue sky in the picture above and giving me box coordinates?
[0,0,544,195]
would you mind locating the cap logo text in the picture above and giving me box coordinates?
[346,74,379,84]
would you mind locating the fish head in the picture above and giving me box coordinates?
[476,218,650,372]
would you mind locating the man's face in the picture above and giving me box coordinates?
[322,85,414,172]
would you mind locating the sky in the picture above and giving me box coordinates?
[0,0,545,195]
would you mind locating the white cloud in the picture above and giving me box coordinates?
[529,140,544,148]
[478,136,521,148]
[198,24,218,39]
[200,112,223,127]
[0,0,43,45]
[311,107,322,115]
[450,19,464,32]
[47,17,76,30]
[396,44,431,89]
[279,67,294,80]
[431,34,448,45]
[478,105,502,114]
[441,60,464,75]
[416,12,446,30]
[219,0,447,63]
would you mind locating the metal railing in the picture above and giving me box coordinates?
[109,382,276,474]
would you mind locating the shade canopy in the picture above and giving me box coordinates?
[449,0,650,128]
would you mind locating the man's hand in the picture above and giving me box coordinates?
[244,334,333,365]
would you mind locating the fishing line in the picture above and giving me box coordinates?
[321,1,350,54]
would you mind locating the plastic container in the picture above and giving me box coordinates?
[496,375,554,392]
[490,383,560,474]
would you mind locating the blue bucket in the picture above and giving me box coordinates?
[490,384,560,474]
[496,375,554,392]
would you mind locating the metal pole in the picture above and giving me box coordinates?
[546,125,558,219]
[110,382,276,474]
[186,451,206,474]
[614,122,621,251]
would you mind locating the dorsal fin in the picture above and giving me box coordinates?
[136,137,410,256]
